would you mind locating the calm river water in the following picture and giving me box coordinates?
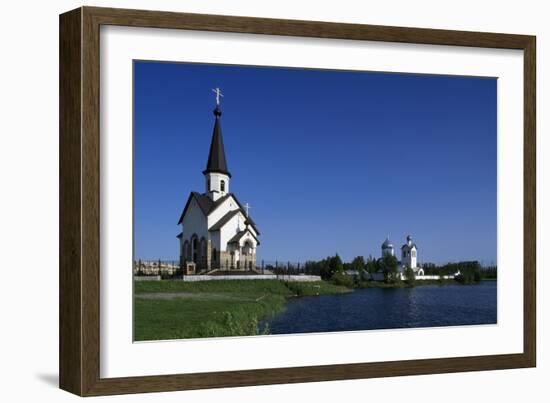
[263,281,497,335]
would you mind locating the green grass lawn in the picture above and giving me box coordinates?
[134,279,348,341]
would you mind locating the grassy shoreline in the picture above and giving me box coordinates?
[355,279,463,288]
[134,279,348,341]
[134,277,487,341]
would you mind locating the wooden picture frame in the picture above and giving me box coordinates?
[59,6,536,396]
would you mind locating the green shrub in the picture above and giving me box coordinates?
[331,272,354,288]
[404,267,416,286]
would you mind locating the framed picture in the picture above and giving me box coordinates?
[59,6,536,396]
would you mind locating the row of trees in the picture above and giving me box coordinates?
[421,261,491,283]
[304,254,414,285]
[303,255,344,280]
[304,254,492,285]
[482,265,498,279]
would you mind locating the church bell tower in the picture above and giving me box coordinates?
[203,88,231,201]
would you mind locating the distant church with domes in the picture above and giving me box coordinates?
[381,235,425,276]
[177,89,260,273]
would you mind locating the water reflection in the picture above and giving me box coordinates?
[263,282,497,335]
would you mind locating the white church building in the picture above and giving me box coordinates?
[400,235,420,272]
[381,235,425,276]
[177,90,260,272]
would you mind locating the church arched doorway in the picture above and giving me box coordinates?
[242,240,253,256]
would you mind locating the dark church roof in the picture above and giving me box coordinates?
[203,106,231,177]
[177,192,236,225]
[177,192,212,224]
[177,192,260,235]
[209,210,241,231]
[401,235,417,250]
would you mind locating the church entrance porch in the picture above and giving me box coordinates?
[240,240,256,271]
[181,238,258,272]
[211,242,256,271]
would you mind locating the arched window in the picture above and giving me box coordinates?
[220,180,226,192]
[191,236,198,263]
[212,248,217,262]
[242,241,253,256]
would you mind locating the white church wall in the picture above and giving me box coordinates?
[219,211,246,251]
[180,199,208,242]
[206,172,230,200]
[401,246,417,269]
[410,248,417,269]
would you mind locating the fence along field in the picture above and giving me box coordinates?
[134,259,317,277]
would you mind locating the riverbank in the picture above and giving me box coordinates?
[331,272,470,289]
[134,279,349,341]
[355,279,461,288]
[354,279,484,288]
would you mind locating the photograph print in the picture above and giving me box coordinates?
[133,61,497,342]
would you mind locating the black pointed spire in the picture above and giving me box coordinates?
[203,105,231,177]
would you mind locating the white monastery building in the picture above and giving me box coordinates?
[401,235,418,270]
[177,89,260,272]
[380,235,425,276]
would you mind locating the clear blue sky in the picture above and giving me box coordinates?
[134,61,497,265]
